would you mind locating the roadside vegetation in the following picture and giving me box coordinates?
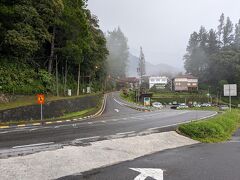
[151,91,208,104]
[178,109,240,143]
[0,0,109,97]
[189,106,219,111]
[120,90,135,102]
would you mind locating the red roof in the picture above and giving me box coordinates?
[119,77,139,83]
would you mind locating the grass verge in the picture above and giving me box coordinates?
[178,109,240,143]
[120,91,143,106]
[178,106,220,111]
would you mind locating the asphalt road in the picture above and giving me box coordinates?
[0,92,216,149]
[59,130,240,180]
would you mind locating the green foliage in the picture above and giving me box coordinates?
[0,0,108,95]
[120,90,136,102]
[179,110,240,142]
[184,13,240,93]
[151,92,209,104]
[0,61,54,94]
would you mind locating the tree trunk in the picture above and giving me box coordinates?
[56,56,59,97]
[48,26,56,74]
[64,59,68,96]
[77,63,81,96]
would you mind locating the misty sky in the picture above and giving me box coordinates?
[88,0,240,70]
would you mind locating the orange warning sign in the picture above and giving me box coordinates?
[37,94,45,104]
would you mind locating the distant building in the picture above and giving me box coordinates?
[149,76,168,89]
[117,77,139,89]
[173,75,198,91]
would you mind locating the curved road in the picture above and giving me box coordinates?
[0,92,216,150]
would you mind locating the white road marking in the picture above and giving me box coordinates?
[113,98,126,106]
[130,117,144,120]
[116,131,135,135]
[0,131,10,134]
[148,127,162,131]
[29,128,38,132]
[75,136,100,141]
[101,121,106,123]
[12,142,54,149]
[88,122,93,124]
[177,111,188,115]
[227,140,240,143]
[114,109,120,112]
[130,168,164,180]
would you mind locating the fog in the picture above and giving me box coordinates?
[88,0,240,70]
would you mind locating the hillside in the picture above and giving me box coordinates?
[127,54,181,77]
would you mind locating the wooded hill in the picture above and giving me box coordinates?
[0,0,108,95]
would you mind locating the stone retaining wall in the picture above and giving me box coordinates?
[0,95,101,122]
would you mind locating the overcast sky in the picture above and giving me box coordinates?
[88,0,240,69]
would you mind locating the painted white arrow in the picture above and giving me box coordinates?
[114,109,119,112]
[130,168,164,180]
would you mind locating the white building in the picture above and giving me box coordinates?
[149,76,168,89]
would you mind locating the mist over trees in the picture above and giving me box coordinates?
[184,13,240,92]
[0,0,108,95]
[106,27,129,79]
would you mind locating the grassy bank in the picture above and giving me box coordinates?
[0,94,103,126]
[0,93,101,111]
[183,106,219,111]
[178,109,240,143]
[0,104,101,127]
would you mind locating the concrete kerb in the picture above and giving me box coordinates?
[92,94,107,118]
[114,96,152,112]
[0,94,107,130]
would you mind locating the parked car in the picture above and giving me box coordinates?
[219,105,229,111]
[177,103,189,109]
[171,105,179,109]
[193,104,201,108]
[152,102,163,109]
[201,103,212,107]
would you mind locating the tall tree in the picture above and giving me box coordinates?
[207,29,219,55]
[198,26,208,51]
[184,13,240,92]
[234,19,240,48]
[184,27,208,79]
[106,27,129,79]
[223,17,234,47]
[0,0,52,60]
[138,47,146,83]
[217,13,225,47]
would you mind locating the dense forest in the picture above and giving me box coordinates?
[184,13,240,94]
[0,0,109,95]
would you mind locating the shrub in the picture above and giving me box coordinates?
[178,110,240,142]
